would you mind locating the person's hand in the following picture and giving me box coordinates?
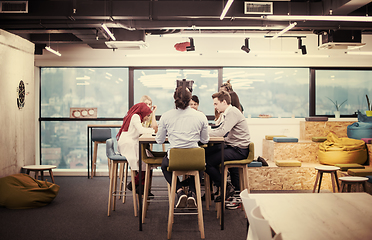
[151,105,157,112]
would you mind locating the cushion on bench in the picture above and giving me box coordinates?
[265,135,286,140]
[273,137,298,143]
[334,163,365,171]
[305,117,328,121]
[347,168,372,177]
[275,160,302,167]
[248,161,262,167]
[361,138,372,144]
[312,137,327,142]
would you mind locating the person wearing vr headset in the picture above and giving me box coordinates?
[156,80,209,208]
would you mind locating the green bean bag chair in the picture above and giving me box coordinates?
[318,132,368,166]
[0,173,60,209]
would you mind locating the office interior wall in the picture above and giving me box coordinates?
[0,29,35,178]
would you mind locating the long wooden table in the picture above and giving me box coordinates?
[250,192,372,240]
[138,135,225,231]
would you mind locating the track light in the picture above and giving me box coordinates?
[272,22,297,40]
[241,38,250,53]
[220,0,234,20]
[297,37,307,55]
[101,23,116,41]
[45,46,62,56]
[186,38,195,51]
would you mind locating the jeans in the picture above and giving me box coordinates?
[204,144,249,189]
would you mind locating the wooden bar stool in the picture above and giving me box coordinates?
[167,147,206,239]
[339,176,368,192]
[91,128,111,178]
[106,139,138,217]
[141,144,167,223]
[313,166,340,193]
[23,165,57,183]
[207,143,254,219]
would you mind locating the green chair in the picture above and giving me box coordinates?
[167,147,206,239]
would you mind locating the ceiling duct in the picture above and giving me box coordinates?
[244,2,273,15]
[318,30,365,49]
[105,41,149,50]
[0,1,28,13]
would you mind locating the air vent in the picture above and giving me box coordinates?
[244,2,273,15]
[0,1,28,13]
[318,42,366,50]
[105,41,149,50]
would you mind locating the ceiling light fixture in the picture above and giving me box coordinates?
[45,46,61,56]
[186,38,195,51]
[265,15,372,22]
[102,23,116,41]
[241,38,250,53]
[271,22,297,40]
[45,33,61,56]
[220,0,234,20]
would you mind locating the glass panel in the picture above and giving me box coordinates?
[133,69,219,116]
[41,121,122,169]
[223,68,309,118]
[41,68,128,118]
[315,70,372,116]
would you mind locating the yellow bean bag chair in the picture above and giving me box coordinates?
[318,132,368,166]
[0,173,60,209]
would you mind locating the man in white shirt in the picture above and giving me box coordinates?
[205,90,251,202]
[156,85,209,208]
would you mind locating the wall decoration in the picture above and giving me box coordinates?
[70,107,97,118]
[17,80,25,109]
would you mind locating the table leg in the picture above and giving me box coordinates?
[49,169,55,183]
[334,171,340,192]
[87,126,90,179]
[220,142,224,230]
[139,142,143,231]
[40,170,44,181]
[317,172,323,193]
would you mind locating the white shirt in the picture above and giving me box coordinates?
[156,106,209,151]
[117,114,154,171]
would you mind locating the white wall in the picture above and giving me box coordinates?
[0,29,35,178]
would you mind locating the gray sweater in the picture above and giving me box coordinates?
[209,105,250,149]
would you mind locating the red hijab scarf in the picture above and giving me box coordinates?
[116,102,152,140]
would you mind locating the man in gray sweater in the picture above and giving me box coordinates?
[205,90,251,202]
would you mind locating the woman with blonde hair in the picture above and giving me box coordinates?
[140,95,158,133]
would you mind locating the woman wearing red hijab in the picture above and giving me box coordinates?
[117,102,156,175]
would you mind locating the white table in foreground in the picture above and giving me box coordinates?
[250,193,372,240]
[23,165,57,183]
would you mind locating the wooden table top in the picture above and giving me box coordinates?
[250,193,372,240]
[139,134,224,143]
[23,165,57,170]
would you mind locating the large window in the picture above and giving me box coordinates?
[40,68,128,169]
[133,68,219,116]
[41,68,129,118]
[315,69,372,116]
[223,68,309,117]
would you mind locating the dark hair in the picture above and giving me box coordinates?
[191,95,199,104]
[174,86,192,109]
[220,80,233,91]
[212,90,231,105]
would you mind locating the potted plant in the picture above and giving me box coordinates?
[327,97,347,118]
[366,95,372,116]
